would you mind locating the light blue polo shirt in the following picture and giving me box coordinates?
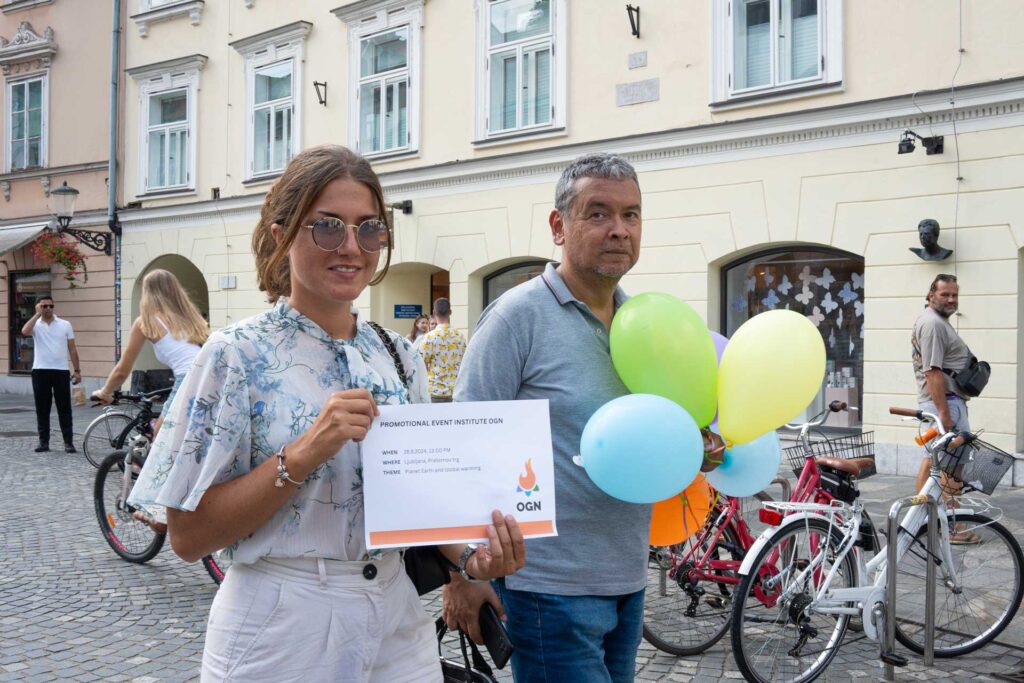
[454,263,650,596]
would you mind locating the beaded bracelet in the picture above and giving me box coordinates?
[274,444,303,488]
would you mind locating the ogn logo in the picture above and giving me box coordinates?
[516,458,542,512]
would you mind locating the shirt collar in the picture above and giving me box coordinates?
[540,262,628,309]
[272,298,364,346]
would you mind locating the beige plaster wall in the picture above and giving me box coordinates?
[121,0,1024,204]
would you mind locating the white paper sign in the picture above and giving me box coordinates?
[362,400,557,549]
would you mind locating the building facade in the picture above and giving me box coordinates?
[118,0,1024,479]
[0,0,118,394]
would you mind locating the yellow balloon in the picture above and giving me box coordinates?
[717,310,826,445]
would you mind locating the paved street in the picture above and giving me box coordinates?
[2,393,1024,682]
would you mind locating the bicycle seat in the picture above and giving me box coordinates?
[814,457,874,478]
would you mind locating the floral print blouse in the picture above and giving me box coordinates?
[127,299,429,563]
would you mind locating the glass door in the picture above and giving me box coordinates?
[9,271,51,374]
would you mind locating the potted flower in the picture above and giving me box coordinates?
[30,231,88,288]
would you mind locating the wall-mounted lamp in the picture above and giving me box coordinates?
[898,129,944,155]
[626,4,640,38]
[313,80,328,106]
[51,181,113,255]
[389,200,413,215]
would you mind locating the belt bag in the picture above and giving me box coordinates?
[943,355,991,397]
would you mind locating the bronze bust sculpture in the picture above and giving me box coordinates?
[909,219,952,261]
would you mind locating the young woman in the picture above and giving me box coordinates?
[92,268,208,532]
[406,313,430,344]
[91,268,208,425]
[128,146,525,682]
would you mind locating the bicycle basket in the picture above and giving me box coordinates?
[782,431,876,478]
[938,437,1013,496]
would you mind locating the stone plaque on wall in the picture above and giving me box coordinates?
[616,78,659,107]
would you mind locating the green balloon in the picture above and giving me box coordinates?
[610,293,718,427]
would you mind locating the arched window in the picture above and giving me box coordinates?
[484,260,550,308]
[721,247,865,429]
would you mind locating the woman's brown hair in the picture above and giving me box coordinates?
[251,145,393,302]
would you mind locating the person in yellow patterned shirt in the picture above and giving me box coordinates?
[419,297,467,402]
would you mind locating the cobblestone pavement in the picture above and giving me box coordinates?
[2,395,1023,682]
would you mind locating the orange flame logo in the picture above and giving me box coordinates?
[518,459,537,491]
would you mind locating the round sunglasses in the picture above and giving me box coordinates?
[302,217,389,253]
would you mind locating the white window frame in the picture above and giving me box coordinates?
[231,22,310,181]
[711,0,843,108]
[3,71,48,172]
[473,0,567,144]
[128,55,205,196]
[335,0,423,160]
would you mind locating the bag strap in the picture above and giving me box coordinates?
[366,321,410,388]
[942,354,978,378]
[435,617,494,677]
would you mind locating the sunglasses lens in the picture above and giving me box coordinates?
[357,220,388,253]
[311,218,345,250]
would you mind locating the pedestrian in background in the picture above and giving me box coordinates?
[91,268,208,432]
[911,273,980,543]
[419,297,466,403]
[127,145,524,682]
[91,268,208,533]
[446,152,649,682]
[406,312,430,346]
[21,295,81,453]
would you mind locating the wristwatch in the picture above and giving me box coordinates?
[457,543,485,582]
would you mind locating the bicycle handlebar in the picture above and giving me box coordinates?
[92,387,172,406]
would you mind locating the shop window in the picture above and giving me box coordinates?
[722,248,864,428]
[484,261,549,307]
[8,270,50,374]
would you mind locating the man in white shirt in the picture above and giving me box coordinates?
[21,296,81,453]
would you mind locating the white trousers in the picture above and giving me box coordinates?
[201,552,441,682]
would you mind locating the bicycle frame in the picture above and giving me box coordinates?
[670,496,763,587]
[741,450,966,643]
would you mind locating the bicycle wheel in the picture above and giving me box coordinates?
[82,412,136,469]
[894,512,1023,656]
[643,522,745,656]
[202,551,232,585]
[731,517,856,683]
[94,451,166,563]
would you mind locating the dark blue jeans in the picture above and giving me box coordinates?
[493,579,644,683]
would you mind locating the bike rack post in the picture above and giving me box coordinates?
[881,495,939,680]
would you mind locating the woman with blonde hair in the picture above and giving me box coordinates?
[92,268,208,426]
[127,145,524,682]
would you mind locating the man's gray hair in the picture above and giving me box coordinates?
[554,152,639,215]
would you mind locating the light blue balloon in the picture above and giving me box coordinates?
[706,430,782,498]
[580,394,703,504]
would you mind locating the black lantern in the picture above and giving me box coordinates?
[51,181,113,255]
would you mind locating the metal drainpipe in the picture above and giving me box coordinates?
[108,0,122,360]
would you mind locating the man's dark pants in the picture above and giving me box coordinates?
[31,369,74,446]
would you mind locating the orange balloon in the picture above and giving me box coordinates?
[649,474,713,546]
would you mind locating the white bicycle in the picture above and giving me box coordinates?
[729,406,1023,683]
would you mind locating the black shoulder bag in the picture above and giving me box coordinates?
[366,321,454,596]
[943,354,991,398]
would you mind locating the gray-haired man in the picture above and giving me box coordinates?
[445,153,649,682]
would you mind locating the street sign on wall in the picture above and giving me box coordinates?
[394,304,422,319]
